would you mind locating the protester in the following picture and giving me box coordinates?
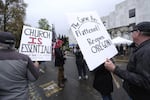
[119,44,123,55]
[75,45,88,80]
[93,63,113,100]
[54,39,67,88]
[0,32,39,100]
[104,21,150,100]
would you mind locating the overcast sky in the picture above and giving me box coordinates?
[25,0,125,34]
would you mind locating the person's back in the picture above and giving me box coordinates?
[75,49,84,61]
[0,32,39,100]
[54,47,65,66]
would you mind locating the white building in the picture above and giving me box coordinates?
[101,0,150,39]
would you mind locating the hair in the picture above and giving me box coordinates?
[141,31,150,36]
[76,45,80,49]
[0,42,15,49]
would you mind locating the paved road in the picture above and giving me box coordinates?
[29,53,130,100]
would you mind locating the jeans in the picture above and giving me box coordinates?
[76,61,87,77]
[102,94,112,100]
[58,66,64,84]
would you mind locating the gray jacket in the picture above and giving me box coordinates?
[114,39,150,100]
[0,48,39,100]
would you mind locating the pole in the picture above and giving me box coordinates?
[111,72,120,89]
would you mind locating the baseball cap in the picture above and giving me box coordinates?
[54,39,63,48]
[0,32,16,44]
[131,21,150,35]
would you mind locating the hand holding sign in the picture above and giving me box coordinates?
[104,58,116,72]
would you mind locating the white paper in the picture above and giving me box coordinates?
[67,11,118,71]
[19,26,52,61]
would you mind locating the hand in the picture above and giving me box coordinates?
[104,58,116,72]
[33,61,40,68]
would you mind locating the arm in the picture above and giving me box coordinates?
[105,56,150,90]
[27,57,40,81]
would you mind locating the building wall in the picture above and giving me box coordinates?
[127,0,136,25]
[101,0,150,40]
[136,0,150,23]
[115,1,128,27]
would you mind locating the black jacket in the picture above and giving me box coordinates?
[75,50,85,66]
[93,64,113,95]
[114,39,150,100]
[55,48,65,67]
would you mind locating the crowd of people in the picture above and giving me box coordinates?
[116,44,129,56]
[0,21,150,100]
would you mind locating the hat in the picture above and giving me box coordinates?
[0,32,16,44]
[54,39,63,48]
[76,44,80,49]
[132,21,150,35]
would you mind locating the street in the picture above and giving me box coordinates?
[29,52,130,100]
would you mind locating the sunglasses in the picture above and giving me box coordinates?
[130,29,139,33]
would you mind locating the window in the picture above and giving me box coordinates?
[129,8,135,18]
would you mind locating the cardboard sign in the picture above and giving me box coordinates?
[67,11,118,71]
[19,26,52,61]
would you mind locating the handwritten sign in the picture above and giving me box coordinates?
[67,11,118,71]
[19,26,52,61]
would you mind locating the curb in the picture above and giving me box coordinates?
[114,59,128,63]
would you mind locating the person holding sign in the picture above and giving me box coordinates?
[104,22,150,100]
[54,39,67,88]
[0,32,39,100]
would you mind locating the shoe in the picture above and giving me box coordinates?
[78,76,82,80]
[84,75,88,79]
[39,69,45,73]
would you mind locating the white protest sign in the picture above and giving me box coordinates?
[19,26,52,61]
[67,11,118,71]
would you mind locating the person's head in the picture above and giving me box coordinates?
[0,32,16,49]
[55,39,63,48]
[130,21,150,45]
[76,44,80,50]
